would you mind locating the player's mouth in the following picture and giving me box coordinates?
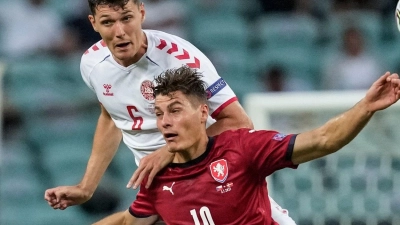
[115,42,131,49]
[164,133,178,141]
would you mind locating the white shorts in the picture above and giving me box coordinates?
[269,195,297,225]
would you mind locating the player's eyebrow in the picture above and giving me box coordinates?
[167,101,183,110]
[154,100,183,111]
[98,9,133,18]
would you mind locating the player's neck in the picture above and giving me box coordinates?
[173,135,209,163]
[113,31,148,67]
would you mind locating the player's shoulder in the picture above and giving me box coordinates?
[144,29,210,71]
[145,29,191,46]
[145,29,201,58]
[81,40,111,65]
[218,128,282,139]
[214,129,245,142]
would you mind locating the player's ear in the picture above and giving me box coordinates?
[200,104,209,123]
[140,2,146,23]
[88,15,99,32]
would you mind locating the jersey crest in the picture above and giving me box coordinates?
[209,159,228,183]
[141,80,155,101]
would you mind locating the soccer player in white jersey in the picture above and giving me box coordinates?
[43,0,295,224]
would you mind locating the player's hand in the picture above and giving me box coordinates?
[44,185,92,210]
[363,72,400,112]
[127,146,174,189]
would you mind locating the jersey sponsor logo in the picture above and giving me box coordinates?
[103,84,114,96]
[206,78,227,99]
[156,39,201,69]
[210,159,228,183]
[162,182,175,195]
[273,133,287,141]
[141,80,155,101]
[216,182,233,194]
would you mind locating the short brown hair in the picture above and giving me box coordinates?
[153,66,208,105]
[88,0,140,15]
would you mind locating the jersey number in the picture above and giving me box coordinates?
[127,106,143,130]
[190,207,215,225]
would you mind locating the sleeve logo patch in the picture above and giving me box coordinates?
[206,78,227,99]
[273,133,287,141]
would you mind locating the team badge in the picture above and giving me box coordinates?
[210,159,228,183]
[141,80,154,101]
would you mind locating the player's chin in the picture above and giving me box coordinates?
[113,50,133,59]
[166,143,182,153]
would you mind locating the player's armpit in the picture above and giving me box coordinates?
[207,101,253,136]
[129,214,158,225]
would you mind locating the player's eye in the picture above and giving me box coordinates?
[101,20,113,26]
[122,16,132,22]
[155,112,163,117]
[171,108,180,114]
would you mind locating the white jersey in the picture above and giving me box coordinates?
[80,30,237,165]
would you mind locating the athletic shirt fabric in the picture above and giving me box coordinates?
[130,129,298,225]
[80,30,237,164]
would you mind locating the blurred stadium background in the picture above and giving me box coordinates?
[1,0,400,224]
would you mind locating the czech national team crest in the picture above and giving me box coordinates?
[141,80,155,101]
[210,159,228,183]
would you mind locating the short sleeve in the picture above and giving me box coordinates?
[129,182,157,217]
[80,54,95,92]
[239,129,298,177]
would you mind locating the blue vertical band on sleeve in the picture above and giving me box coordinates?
[286,134,298,161]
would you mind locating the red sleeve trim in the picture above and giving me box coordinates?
[210,97,238,119]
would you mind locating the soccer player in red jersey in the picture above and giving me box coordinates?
[94,66,400,225]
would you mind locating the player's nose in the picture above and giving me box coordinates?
[160,113,172,128]
[114,21,125,37]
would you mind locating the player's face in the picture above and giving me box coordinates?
[155,91,209,155]
[89,1,146,67]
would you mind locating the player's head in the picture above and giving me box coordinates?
[88,0,141,15]
[153,66,209,153]
[88,0,145,67]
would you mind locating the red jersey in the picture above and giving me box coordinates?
[130,128,298,225]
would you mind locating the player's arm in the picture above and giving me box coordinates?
[79,104,122,194]
[45,104,122,209]
[291,72,400,164]
[206,101,253,136]
[92,210,158,225]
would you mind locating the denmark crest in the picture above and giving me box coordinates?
[209,159,228,183]
[141,80,155,101]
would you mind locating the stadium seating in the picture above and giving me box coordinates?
[324,10,383,51]
[254,13,320,50]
